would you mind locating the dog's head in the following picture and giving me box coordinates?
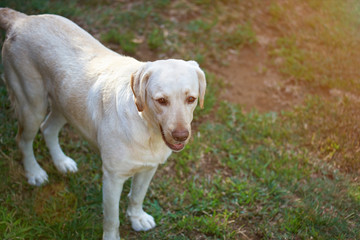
[131,59,206,152]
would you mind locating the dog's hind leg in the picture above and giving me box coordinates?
[3,64,49,186]
[41,106,78,173]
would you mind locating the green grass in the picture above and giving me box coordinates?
[1,0,360,239]
[270,36,314,83]
[284,96,360,174]
[101,30,138,55]
[182,15,257,65]
[147,28,165,51]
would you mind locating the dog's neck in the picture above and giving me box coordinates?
[138,109,161,137]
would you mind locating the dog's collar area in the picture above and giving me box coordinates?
[159,125,185,152]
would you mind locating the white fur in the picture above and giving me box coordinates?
[0,8,206,240]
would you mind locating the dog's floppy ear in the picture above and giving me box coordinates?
[131,63,152,112]
[188,61,206,109]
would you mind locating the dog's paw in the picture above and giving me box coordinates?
[128,211,156,232]
[26,166,48,186]
[54,156,78,173]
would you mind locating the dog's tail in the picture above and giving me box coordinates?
[0,8,27,31]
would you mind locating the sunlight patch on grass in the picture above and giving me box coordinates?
[269,0,360,91]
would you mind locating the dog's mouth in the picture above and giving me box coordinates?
[160,125,185,152]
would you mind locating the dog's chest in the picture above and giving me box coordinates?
[116,144,172,177]
[133,139,172,164]
[102,132,172,176]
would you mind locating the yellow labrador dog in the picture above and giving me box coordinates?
[0,8,206,240]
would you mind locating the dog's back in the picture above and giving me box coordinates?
[0,8,108,74]
[0,8,142,146]
[0,8,101,145]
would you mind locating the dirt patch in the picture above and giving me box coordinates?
[208,1,328,113]
[201,0,307,113]
[210,34,328,113]
[214,46,301,112]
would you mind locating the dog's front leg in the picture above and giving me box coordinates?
[127,166,158,231]
[102,169,126,240]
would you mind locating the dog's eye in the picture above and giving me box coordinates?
[157,98,168,106]
[187,96,196,104]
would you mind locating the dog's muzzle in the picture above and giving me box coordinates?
[160,125,188,152]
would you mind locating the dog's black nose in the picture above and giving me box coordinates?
[172,129,189,142]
